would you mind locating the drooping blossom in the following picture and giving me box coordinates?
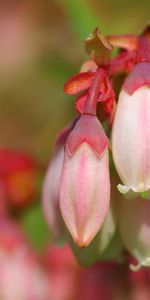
[60,67,111,247]
[112,37,150,194]
[112,84,150,194]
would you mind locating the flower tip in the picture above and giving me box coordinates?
[117,183,150,194]
[130,257,150,271]
[130,262,142,272]
[74,240,88,248]
[117,184,130,194]
[73,233,92,248]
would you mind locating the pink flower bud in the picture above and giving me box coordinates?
[42,146,65,239]
[42,119,78,239]
[59,115,110,247]
[118,196,150,270]
[112,84,150,194]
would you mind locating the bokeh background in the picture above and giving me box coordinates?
[0,0,150,256]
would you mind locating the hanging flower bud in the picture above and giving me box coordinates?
[42,120,77,239]
[118,196,150,270]
[112,62,150,194]
[59,114,110,247]
[42,147,65,239]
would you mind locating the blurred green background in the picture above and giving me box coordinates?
[0,0,149,250]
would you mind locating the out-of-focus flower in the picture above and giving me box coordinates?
[44,243,150,300]
[0,149,38,208]
[0,1,39,75]
[45,244,130,300]
[44,244,80,300]
[78,261,128,300]
[0,217,50,300]
[0,252,50,300]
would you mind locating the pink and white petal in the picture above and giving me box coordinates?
[112,87,150,193]
[59,144,110,247]
[42,147,65,237]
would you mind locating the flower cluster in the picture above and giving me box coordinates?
[43,26,150,270]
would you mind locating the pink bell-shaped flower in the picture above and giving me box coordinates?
[112,62,150,194]
[59,114,110,247]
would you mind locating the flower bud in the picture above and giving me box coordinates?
[59,115,110,247]
[42,146,65,239]
[42,119,78,240]
[118,196,150,270]
[112,84,150,194]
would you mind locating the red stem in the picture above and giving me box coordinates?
[84,67,104,115]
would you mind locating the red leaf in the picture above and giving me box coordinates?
[97,74,115,105]
[107,34,138,51]
[80,60,97,73]
[109,51,136,76]
[64,72,95,95]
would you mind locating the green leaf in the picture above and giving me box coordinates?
[21,204,51,251]
[141,191,149,199]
